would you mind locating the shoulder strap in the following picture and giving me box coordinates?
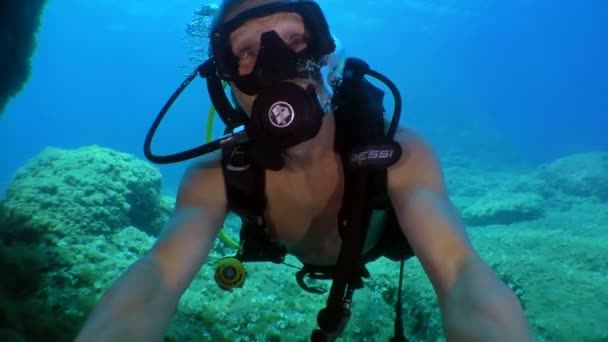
[311,58,408,340]
[221,143,288,264]
[333,65,392,209]
[221,143,266,223]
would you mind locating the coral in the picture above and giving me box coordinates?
[454,152,608,214]
[3,145,166,238]
[0,145,166,341]
[2,146,607,341]
[462,191,545,226]
[145,195,175,237]
[536,152,608,201]
[0,0,47,115]
[467,207,608,341]
[0,199,55,299]
[0,200,81,342]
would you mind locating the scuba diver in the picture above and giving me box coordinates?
[76,1,531,341]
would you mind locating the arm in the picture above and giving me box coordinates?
[76,158,227,342]
[440,252,531,341]
[387,128,531,341]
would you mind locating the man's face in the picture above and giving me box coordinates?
[223,2,311,115]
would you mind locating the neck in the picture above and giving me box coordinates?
[281,112,336,172]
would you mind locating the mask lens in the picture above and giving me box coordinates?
[228,12,309,76]
[211,1,336,83]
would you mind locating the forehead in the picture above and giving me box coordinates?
[225,0,284,22]
[230,11,305,38]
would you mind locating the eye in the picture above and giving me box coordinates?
[231,35,259,61]
[288,34,308,51]
[239,49,257,60]
[236,47,258,75]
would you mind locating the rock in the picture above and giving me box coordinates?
[3,145,165,237]
[462,191,545,226]
[537,152,608,201]
[0,0,47,115]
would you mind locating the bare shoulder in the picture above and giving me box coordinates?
[386,125,475,296]
[176,149,227,214]
[387,125,447,197]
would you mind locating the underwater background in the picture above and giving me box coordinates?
[0,0,606,341]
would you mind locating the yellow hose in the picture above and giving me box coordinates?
[206,83,240,250]
[205,104,216,143]
[219,229,240,249]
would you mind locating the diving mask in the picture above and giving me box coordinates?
[143,1,344,167]
[210,0,336,95]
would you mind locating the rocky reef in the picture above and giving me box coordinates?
[0,0,47,115]
[0,146,173,341]
[0,146,606,341]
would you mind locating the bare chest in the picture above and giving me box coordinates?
[263,158,384,265]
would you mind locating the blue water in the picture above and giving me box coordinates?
[1,0,607,195]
